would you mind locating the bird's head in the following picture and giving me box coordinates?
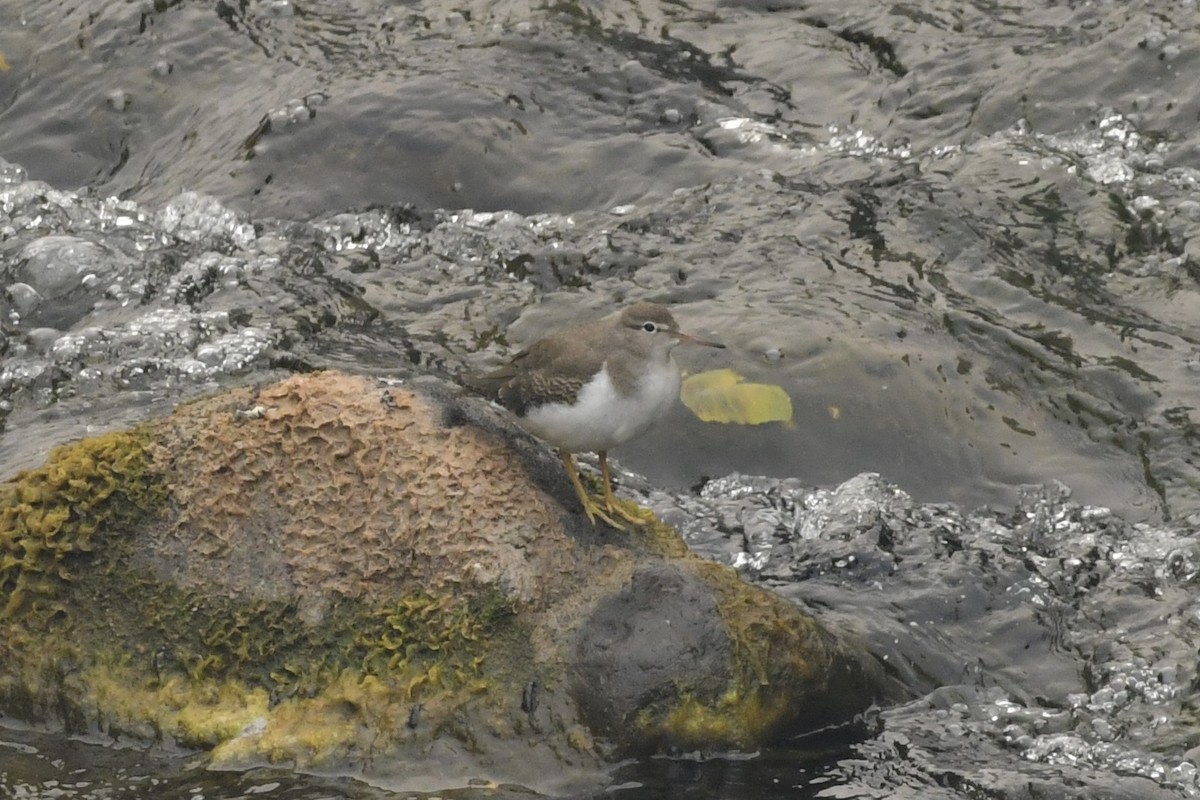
[619,302,725,357]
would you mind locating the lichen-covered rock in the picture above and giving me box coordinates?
[0,371,886,793]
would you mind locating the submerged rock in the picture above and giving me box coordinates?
[0,371,885,793]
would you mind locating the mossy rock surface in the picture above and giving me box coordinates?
[0,371,886,793]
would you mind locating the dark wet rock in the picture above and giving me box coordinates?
[7,235,134,330]
[0,370,886,793]
[5,282,41,316]
[573,562,732,738]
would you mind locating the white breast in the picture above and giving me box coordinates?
[520,359,681,453]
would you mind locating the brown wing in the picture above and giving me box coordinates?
[474,320,610,416]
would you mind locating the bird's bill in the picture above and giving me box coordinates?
[674,331,726,349]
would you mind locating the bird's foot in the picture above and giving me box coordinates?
[595,490,651,527]
[565,451,652,530]
[594,451,652,527]
[578,493,628,531]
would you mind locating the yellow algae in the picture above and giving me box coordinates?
[647,693,740,748]
[566,725,594,753]
[0,429,163,619]
[58,618,519,769]
[629,559,831,751]
[172,685,271,747]
[205,670,400,766]
[225,695,359,766]
[83,665,270,748]
[647,687,791,750]
[629,507,689,560]
[0,372,866,779]
[680,369,794,426]
[1,544,528,767]
[694,560,821,685]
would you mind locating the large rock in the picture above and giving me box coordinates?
[0,371,885,793]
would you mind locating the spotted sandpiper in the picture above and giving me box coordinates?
[476,302,724,530]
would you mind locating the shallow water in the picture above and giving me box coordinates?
[2,0,1200,797]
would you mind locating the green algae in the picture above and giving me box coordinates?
[0,425,534,767]
[0,429,163,619]
[4,560,529,764]
[0,371,867,776]
[81,571,522,710]
[639,690,769,750]
[555,492,844,752]
[631,559,833,751]
[364,589,516,675]
[631,508,691,559]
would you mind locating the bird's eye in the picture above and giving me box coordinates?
[642,321,658,332]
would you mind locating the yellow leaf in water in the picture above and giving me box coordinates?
[0,53,10,72]
[680,369,794,426]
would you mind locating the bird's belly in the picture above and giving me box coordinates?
[520,367,680,453]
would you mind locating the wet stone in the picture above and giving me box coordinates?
[15,236,109,298]
[25,328,60,354]
[572,562,732,738]
[6,282,41,315]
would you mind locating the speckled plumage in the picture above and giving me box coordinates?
[474,301,723,528]
[480,302,684,421]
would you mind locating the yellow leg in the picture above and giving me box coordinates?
[560,452,625,530]
[598,451,650,526]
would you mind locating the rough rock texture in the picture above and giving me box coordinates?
[143,371,580,608]
[0,370,886,794]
